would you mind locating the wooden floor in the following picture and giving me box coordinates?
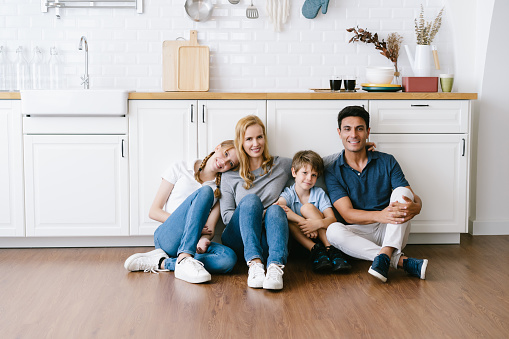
[1,234,508,338]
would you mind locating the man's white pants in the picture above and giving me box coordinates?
[326,187,414,269]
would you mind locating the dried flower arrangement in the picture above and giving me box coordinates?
[414,4,444,45]
[346,27,404,79]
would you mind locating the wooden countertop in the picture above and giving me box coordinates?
[1,92,478,100]
[128,92,478,100]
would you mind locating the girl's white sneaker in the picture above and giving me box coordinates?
[247,261,265,288]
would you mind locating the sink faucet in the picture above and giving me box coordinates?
[78,36,89,89]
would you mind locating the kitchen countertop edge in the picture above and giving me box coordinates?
[1,92,478,100]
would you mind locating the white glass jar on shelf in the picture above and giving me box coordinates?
[48,47,62,90]
[0,46,12,91]
[31,46,44,89]
[15,46,30,91]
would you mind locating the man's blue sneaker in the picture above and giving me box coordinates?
[403,257,428,280]
[368,253,390,282]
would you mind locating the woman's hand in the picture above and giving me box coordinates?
[201,225,213,236]
[366,141,377,152]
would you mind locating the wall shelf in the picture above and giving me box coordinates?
[41,0,143,18]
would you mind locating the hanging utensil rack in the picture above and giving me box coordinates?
[42,0,143,18]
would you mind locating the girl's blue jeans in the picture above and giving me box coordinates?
[154,186,237,273]
[221,194,289,266]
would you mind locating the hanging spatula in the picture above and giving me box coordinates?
[246,0,259,19]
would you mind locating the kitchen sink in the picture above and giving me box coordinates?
[20,89,129,116]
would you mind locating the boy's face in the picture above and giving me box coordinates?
[292,164,318,192]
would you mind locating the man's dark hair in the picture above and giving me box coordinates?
[337,105,370,130]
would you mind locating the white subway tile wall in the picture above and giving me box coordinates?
[0,0,451,92]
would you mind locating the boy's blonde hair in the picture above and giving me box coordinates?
[292,150,324,177]
[234,115,273,189]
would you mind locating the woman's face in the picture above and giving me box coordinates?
[242,124,265,159]
[211,145,239,173]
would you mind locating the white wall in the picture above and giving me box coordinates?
[0,0,453,92]
[471,0,509,235]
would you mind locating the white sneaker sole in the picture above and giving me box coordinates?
[124,248,167,271]
[262,280,283,290]
[419,259,428,280]
[248,279,264,289]
[174,271,211,284]
[368,267,388,283]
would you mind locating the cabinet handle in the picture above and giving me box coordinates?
[462,138,465,157]
[410,104,430,107]
[202,105,205,123]
[121,139,125,158]
[191,104,194,123]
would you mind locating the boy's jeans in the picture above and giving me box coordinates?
[154,186,237,273]
[221,194,289,266]
[326,187,414,269]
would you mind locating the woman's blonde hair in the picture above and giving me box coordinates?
[194,140,236,198]
[234,115,273,189]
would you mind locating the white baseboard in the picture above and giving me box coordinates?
[407,233,460,244]
[0,236,154,248]
[471,220,509,235]
[0,233,461,248]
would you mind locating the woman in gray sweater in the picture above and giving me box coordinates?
[220,115,292,290]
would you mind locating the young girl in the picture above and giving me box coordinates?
[124,140,239,284]
[220,116,292,290]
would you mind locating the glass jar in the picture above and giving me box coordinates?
[0,46,12,91]
[48,47,62,90]
[31,46,44,89]
[14,46,30,91]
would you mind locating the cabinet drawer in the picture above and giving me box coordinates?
[369,100,470,134]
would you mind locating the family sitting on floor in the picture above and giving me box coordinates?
[124,105,428,290]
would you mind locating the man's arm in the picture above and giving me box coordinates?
[333,189,418,225]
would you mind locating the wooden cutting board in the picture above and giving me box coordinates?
[177,45,210,92]
[162,30,209,92]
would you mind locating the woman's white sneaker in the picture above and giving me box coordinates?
[247,261,265,288]
[263,263,284,290]
[174,257,211,284]
[124,248,169,273]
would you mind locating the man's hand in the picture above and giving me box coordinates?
[380,196,421,224]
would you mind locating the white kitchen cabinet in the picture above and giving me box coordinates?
[369,100,471,239]
[369,134,468,233]
[129,99,266,235]
[267,100,368,158]
[0,100,24,236]
[24,135,129,237]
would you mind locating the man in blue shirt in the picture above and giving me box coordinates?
[325,106,428,282]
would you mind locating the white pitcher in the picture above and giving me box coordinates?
[404,44,433,77]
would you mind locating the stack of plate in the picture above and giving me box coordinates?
[361,83,402,92]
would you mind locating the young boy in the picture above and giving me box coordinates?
[276,150,351,272]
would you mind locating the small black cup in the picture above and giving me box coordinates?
[344,78,356,91]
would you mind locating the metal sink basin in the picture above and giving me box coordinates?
[20,89,129,116]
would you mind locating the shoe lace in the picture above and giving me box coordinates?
[182,257,206,271]
[266,264,284,280]
[247,261,265,279]
[141,262,162,274]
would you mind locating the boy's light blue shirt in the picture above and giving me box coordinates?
[280,184,332,217]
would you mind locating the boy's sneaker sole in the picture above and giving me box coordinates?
[419,259,428,280]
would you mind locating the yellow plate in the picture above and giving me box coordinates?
[361,83,401,88]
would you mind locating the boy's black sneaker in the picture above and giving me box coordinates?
[310,243,332,272]
[327,246,352,272]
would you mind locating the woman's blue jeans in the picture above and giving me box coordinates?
[221,194,289,266]
[154,186,237,273]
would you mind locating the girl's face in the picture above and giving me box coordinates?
[242,124,265,159]
[211,145,239,173]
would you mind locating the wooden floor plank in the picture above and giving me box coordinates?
[1,234,508,338]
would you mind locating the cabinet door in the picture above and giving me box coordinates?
[369,134,469,233]
[24,135,129,236]
[129,100,197,235]
[267,100,367,158]
[197,100,266,158]
[0,100,24,236]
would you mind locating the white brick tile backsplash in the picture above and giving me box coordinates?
[1,0,450,91]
